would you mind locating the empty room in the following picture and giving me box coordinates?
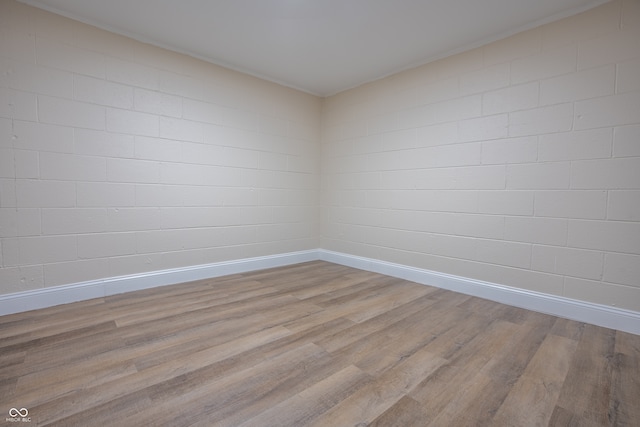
[1,0,639,425]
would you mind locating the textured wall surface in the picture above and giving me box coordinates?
[0,0,321,294]
[1,0,638,313]
[321,0,640,311]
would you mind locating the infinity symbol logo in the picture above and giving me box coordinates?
[9,408,28,417]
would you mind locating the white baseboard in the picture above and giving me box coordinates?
[0,250,319,316]
[2,248,638,335]
[318,249,640,335]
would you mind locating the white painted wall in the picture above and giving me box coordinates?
[321,0,640,312]
[1,0,638,316]
[0,0,321,295]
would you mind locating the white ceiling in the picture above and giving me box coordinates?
[19,0,609,96]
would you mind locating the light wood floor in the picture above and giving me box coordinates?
[1,261,638,426]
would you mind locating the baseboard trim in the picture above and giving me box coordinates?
[318,249,640,335]
[2,249,639,335]
[0,250,319,316]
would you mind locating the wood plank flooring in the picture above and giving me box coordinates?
[1,261,638,426]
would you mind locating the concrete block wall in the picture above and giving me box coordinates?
[0,0,321,294]
[1,0,638,315]
[321,0,640,311]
